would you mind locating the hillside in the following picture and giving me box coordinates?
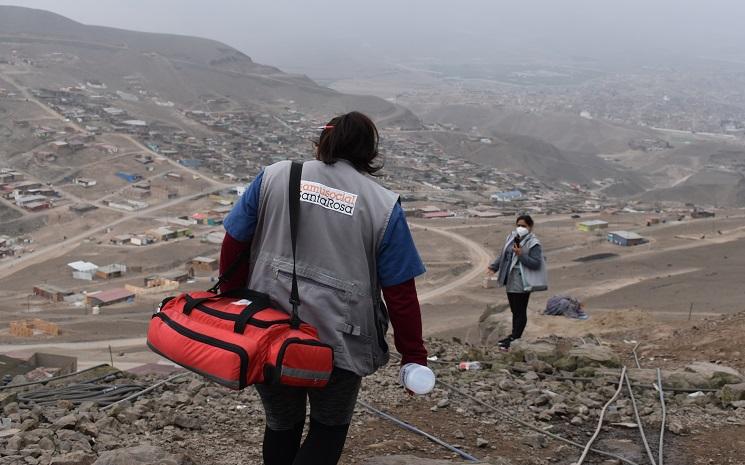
[422,104,657,155]
[424,129,648,189]
[0,5,420,128]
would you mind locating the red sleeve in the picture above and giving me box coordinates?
[382,278,428,366]
[218,232,252,293]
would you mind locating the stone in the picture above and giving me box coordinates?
[685,362,743,387]
[476,437,489,448]
[7,434,24,451]
[37,437,55,451]
[77,420,99,438]
[720,383,745,404]
[92,445,193,465]
[19,418,39,432]
[52,415,77,430]
[454,429,465,439]
[521,434,547,449]
[570,416,583,426]
[436,399,450,408]
[510,341,561,365]
[50,451,96,465]
[668,420,689,435]
[3,403,19,415]
[556,344,622,371]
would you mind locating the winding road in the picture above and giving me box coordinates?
[410,222,492,303]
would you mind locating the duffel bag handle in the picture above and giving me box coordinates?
[182,289,272,315]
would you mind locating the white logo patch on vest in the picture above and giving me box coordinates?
[300,181,357,216]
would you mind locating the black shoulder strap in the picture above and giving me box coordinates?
[288,161,303,329]
[208,246,251,294]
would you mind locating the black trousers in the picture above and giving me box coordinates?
[507,292,531,339]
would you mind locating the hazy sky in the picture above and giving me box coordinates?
[4,0,745,75]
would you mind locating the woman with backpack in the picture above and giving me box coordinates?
[219,111,428,465]
[486,214,547,351]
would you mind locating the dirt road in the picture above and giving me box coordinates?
[410,223,492,303]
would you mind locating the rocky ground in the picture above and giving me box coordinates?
[1,314,745,465]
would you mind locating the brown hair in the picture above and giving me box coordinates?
[315,111,382,175]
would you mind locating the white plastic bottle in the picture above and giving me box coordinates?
[399,363,436,395]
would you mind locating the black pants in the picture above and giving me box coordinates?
[256,368,361,465]
[507,292,531,339]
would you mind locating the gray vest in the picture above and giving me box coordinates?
[247,160,399,376]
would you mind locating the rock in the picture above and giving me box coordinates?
[720,383,745,404]
[570,416,583,426]
[50,451,96,465]
[548,403,569,416]
[476,437,489,448]
[171,414,200,430]
[685,362,743,387]
[436,399,450,408]
[479,312,510,344]
[37,437,55,451]
[555,344,621,371]
[19,419,39,432]
[53,415,78,430]
[3,402,19,415]
[77,420,99,438]
[668,420,689,435]
[521,434,547,449]
[454,429,465,439]
[510,341,561,365]
[7,434,24,451]
[93,445,193,465]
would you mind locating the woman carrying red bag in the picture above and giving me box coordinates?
[220,111,428,465]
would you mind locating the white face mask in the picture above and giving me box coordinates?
[516,226,530,238]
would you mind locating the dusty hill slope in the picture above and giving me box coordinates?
[423,104,657,154]
[426,129,648,188]
[0,5,420,127]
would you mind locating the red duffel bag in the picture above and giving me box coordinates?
[147,162,334,390]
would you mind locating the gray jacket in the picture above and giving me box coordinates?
[246,160,399,377]
[489,232,547,292]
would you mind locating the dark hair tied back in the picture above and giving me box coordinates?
[516,214,534,227]
[315,111,382,175]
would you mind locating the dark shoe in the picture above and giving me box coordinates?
[498,336,513,351]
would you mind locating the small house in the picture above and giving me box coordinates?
[95,264,127,280]
[578,220,609,232]
[190,257,218,273]
[86,288,135,307]
[67,261,98,280]
[148,227,177,241]
[607,231,645,247]
[33,285,74,303]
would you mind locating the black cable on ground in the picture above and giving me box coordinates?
[101,372,189,411]
[358,399,480,462]
[17,382,145,407]
[437,379,641,465]
[0,364,112,391]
